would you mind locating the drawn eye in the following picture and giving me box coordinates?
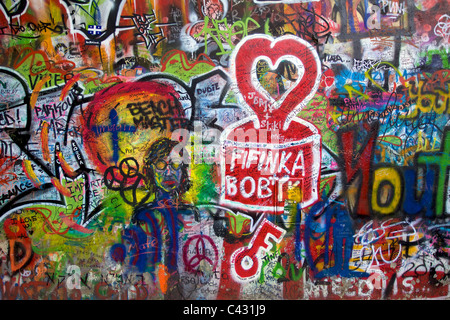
[170,160,182,170]
[155,160,167,170]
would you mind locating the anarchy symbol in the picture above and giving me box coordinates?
[182,235,218,275]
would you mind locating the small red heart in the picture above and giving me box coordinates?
[231,35,321,131]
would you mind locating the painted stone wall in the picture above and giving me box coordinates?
[0,0,449,300]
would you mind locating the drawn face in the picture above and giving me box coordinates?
[152,156,183,193]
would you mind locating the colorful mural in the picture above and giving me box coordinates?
[0,0,449,301]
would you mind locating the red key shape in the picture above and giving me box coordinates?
[230,219,286,281]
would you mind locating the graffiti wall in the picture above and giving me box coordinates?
[0,0,449,301]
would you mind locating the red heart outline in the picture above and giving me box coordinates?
[231,34,321,131]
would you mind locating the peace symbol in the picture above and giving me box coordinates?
[119,157,139,178]
[182,235,218,274]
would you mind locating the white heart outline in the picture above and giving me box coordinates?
[250,54,305,114]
